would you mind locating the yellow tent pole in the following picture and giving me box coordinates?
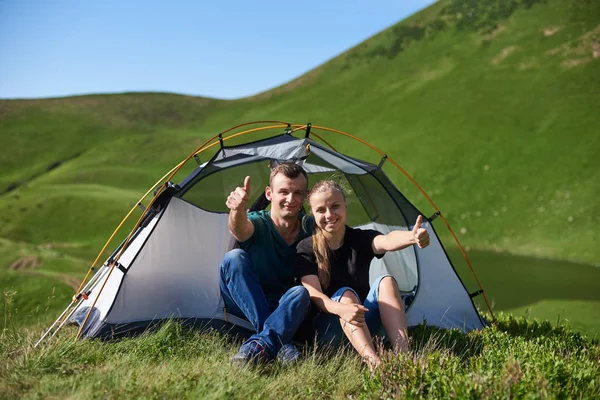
[55,164,187,334]
[292,126,381,225]
[71,121,287,296]
[308,131,338,151]
[74,122,289,340]
[74,119,291,297]
[305,124,497,325]
[72,164,181,296]
[69,120,495,341]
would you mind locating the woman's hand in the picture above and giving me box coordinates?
[337,303,370,327]
[372,214,431,254]
[412,215,430,249]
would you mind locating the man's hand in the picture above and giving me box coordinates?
[412,215,430,249]
[226,176,251,211]
[338,303,369,327]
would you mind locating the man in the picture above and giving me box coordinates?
[220,162,313,365]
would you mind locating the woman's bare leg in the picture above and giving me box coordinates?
[378,276,409,353]
[339,290,381,368]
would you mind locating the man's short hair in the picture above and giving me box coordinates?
[269,162,308,187]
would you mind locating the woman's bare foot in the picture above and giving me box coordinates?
[363,354,381,372]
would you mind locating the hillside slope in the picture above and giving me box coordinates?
[0,0,599,332]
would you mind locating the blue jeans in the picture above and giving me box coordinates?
[313,275,402,346]
[219,249,311,358]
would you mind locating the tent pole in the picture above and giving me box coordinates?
[52,264,112,336]
[46,120,496,344]
[40,122,291,344]
[36,265,109,347]
[35,301,77,348]
[75,122,291,340]
[52,302,80,339]
[306,125,497,325]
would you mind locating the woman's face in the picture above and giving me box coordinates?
[309,189,347,235]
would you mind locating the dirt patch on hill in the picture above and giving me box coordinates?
[9,256,42,271]
[490,46,518,65]
[519,60,538,70]
[562,58,590,68]
[543,26,562,36]
[14,269,81,291]
[57,275,82,291]
[545,24,600,67]
[546,47,561,56]
[38,242,81,250]
[7,255,82,290]
[487,25,506,40]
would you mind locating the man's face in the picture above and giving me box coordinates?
[266,173,308,219]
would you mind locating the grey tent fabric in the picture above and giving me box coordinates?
[70,133,486,339]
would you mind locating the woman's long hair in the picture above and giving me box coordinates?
[307,180,346,290]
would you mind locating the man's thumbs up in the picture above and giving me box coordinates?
[226,176,251,211]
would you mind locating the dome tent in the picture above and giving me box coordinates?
[36,122,493,345]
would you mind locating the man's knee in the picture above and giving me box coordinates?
[284,286,311,311]
[220,248,249,276]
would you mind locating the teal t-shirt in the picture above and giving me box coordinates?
[240,210,314,297]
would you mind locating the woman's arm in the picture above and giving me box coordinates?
[372,215,430,255]
[300,275,368,327]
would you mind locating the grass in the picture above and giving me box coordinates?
[0,273,73,329]
[0,314,598,399]
[0,0,599,395]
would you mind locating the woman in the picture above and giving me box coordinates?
[295,180,430,369]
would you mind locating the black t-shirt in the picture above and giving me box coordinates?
[295,226,384,302]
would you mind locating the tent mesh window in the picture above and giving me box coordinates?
[177,141,421,292]
[180,159,272,212]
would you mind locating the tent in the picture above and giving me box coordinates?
[36,121,494,345]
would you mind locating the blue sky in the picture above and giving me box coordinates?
[0,0,436,100]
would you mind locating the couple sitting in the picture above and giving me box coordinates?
[220,163,430,368]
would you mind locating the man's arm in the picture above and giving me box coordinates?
[372,215,430,255]
[226,176,255,242]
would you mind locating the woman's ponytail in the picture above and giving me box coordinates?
[313,226,331,290]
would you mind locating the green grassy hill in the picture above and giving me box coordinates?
[1,0,599,338]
